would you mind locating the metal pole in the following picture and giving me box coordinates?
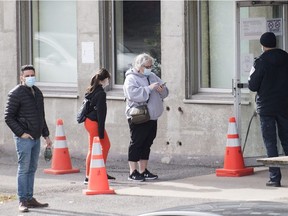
[235,2,242,144]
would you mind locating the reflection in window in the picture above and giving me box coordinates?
[32,1,77,83]
[114,1,161,85]
[200,0,235,89]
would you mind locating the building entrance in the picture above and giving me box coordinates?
[235,1,287,155]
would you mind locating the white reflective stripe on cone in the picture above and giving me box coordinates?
[55,126,65,137]
[226,136,240,147]
[92,143,102,155]
[54,140,68,148]
[227,123,238,135]
[90,159,105,168]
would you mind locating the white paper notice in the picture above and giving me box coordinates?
[241,53,254,77]
[240,18,266,40]
[82,42,94,63]
[266,18,282,36]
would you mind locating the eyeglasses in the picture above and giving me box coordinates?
[143,65,153,69]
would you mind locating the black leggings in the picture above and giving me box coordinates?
[128,119,157,162]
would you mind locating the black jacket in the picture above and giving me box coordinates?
[4,85,50,139]
[248,49,288,116]
[85,85,107,139]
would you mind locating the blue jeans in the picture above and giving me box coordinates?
[14,136,40,202]
[260,115,288,183]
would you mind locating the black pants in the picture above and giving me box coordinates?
[128,119,157,162]
[260,114,288,183]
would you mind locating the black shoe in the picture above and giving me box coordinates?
[83,177,88,185]
[27,197,48,208]
[19,201,29,212]
[107,174,116,180]
[141,169,158,180]
[266,180,281,187]
[128,170,145,182]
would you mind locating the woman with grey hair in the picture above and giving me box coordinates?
[123,53,169,181]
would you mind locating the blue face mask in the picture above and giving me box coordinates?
[25,76,36,87]
[143,68,152,77]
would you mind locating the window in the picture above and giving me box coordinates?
[32,0,77,83]
[113,1,161,85]
[186,1,286,102]
[186,0,235,98]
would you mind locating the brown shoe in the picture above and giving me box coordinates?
[27,197,48,208]
[19,201,29,212]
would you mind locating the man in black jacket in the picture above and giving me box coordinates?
[4,65,52,212]
[248,32,288,187]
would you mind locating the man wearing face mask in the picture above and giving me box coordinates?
[248,32,288,187]
[4,65,52,212]
[123,53,169,181]
[83,68,115,185]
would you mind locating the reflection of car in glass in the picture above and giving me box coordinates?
[34,33,77,83]
[117,43,137,72]
[116,43,138,84]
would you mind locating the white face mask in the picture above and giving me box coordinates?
[25,76,36,87]
[143,68,152,76]
[261,46,265,53]
[101,78,109,88]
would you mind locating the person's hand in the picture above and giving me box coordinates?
[156,84,165,93]
[21,133,34,139]
[149,82,160,90]
[44,137,53,148]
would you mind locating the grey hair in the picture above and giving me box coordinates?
[133,53,154,70]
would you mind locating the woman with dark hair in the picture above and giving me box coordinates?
[83,68,115,184]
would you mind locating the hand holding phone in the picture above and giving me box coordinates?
[161,82,166,87]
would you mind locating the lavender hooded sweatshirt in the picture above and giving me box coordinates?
[123,68,169,120]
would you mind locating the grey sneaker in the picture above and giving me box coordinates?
[128,170,145,182]
[141,169,158,180]
[19,201,29,212]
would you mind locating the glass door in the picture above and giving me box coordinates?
[235,1,287,156]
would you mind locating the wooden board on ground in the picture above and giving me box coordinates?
[257,156,288,167]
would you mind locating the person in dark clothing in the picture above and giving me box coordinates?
[248,32,288,187]
[83,68,115,185]
[4,65,52,212]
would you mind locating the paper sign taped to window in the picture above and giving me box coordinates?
[266,18,282,36]
[241,53,254,77]
[240,18,266,40]
[82,42,94,64]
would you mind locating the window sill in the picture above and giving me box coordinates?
[36,82,78,99]
[106,88,125,101]
[184,92,250,105]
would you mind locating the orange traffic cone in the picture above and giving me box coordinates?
[44,119,80,175]
[216,117,254,177]
[83,136,115,195]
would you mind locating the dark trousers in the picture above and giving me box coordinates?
[128,119,157,162]
[260,114,288,183]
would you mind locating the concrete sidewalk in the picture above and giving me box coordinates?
[1,154,288,215]
[117,167,288,202]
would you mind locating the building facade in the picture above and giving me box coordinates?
[1,0,287,162]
